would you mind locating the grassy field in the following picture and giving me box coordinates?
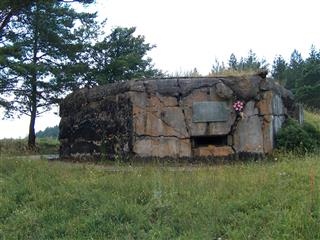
[1,153,320,240]
[0,138,59,156]
[305,109,320,132]
[0,110,319,239]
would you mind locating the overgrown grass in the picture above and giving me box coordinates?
[275,110,320,154]
[0,137,59,156]
[305,109,320,132]
[1,153,320,239]
[208,69,261,78]
[0,109,319,239]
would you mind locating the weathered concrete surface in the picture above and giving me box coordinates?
[233,115,264,153]
[59,94,133,159]
[243,100,259,117]
[257,91,273,115]
[134,107,188,138]
[181,87,236,136]
[59,73,299,160]
[262,115,274,153]
[194,145,234,157]
[215,82,234,99]
[256,91,287,153]
[220,75,261,100]
[133,137,191,158]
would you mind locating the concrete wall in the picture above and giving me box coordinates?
[59,74,297,160]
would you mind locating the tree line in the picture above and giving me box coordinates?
[211,48,320,109]
[36,125,59,138]
[272,47,320,109]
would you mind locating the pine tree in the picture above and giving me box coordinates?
[301,45,320,87]
[271,55,288,85]
[87,27,160,85]
[0,1,97,148]
[295,46,320,108]
[211,58,226,74]
[285,49,304,89]
[228,53,238,70]
[241,49,268,71]
[0,0,94,34]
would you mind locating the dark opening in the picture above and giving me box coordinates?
[192,135,228,147]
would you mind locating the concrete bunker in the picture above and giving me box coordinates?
[59,72,301,160]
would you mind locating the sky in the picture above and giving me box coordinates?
[0,0,319,139]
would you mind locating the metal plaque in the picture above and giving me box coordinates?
[192,101,229,123]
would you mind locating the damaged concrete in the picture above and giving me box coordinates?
[59,72,300,160]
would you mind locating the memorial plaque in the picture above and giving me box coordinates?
[192,101,229,123]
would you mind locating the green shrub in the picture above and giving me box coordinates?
[276,118,319,153]
[302,122,320,146]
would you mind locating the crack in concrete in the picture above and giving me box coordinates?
[60,75,296,160]
[177,79,191,137]
[135,135,189,140]
[132,104,188,138]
